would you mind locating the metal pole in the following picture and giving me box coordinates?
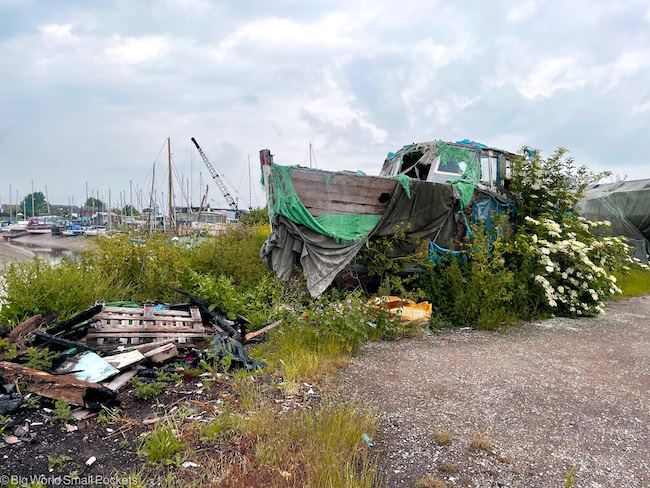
[168,137,173,234]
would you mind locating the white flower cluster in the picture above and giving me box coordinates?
[526,216,627,316]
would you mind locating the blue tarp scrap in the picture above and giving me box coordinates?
[471,195,516,234]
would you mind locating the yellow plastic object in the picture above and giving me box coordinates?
[369,296,432,325]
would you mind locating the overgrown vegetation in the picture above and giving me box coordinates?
[0,148,648,487]
[365,147,649,328]
[611,268,650,299]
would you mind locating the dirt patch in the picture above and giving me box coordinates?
[343,296,650,487]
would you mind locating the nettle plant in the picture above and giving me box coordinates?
[509,147,641,316]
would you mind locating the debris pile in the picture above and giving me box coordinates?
[0,289,270,418]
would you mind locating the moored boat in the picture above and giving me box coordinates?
[26,218,54,234]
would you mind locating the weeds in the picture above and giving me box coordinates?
[53,399,75,425]
[433,430,452,446]
[131,371,181,400]
[414,476,449,488]
[439,460,459,474]
[0,257,130,325]
[470,433,492,452]
[47,454,73,471]
[565,465,576,487]
[0,338,17,359]
[20,395,40,410]
[140,425,185,466]
[97,406,123,427]
[199,409,236,441]
[0,414,11,435]
[24,347,58,370]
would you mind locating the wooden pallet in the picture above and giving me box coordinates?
[86,301,206,350]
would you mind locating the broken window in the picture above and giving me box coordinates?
[399,149,431,181]
[480,156,490,185]
[437,157,467,174]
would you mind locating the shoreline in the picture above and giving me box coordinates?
[0,233,93,268]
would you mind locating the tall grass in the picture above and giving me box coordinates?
[256,321,353,384]
[238,390,381,488]
[612,268,650,299]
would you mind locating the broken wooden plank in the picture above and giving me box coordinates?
[245,320,282,341]
[119,339,175,353]
[101,370,138,392]
[104,350,145,370]
[7,313,59,346]
[0,361,117,408]
[144,343,177,363]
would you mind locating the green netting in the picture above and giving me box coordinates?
[268,164,403,242]
[438,142,480,209]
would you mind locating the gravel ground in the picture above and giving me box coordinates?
[343,296,650,488]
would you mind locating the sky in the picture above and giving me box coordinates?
[1,0,649,211]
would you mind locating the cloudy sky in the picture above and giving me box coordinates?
[1,0,649,211]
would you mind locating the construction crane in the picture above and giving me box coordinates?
[191,137,249,218]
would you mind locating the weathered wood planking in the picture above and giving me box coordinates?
[299,197,390,217]
[86,303,205,350]
[289,167,398,216]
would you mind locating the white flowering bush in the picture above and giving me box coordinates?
[508,147,643,317]
[416,146,646,328]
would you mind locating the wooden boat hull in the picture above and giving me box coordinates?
[288,166,398,217]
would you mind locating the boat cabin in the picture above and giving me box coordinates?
[379,140,514,190]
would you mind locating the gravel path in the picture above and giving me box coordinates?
[343,296,650,488]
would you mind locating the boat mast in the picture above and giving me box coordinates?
[31,180,34,217]
[45,185,50,214]
[168,137,173,234]
[248,155,252,209]
[150,161,156,232]
[108,189,112,230]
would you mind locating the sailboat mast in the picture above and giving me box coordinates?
[45,185,50,214]
[168,137,173,234]
[150,161,156,232]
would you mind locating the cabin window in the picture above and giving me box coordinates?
[490,156,498,186]
[480,157,490,185]
[505,158,512,180]
[399,149,431,180]
[438,157,467,175]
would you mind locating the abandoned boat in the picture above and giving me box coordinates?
[259,140,517,296]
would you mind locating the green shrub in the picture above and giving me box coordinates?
[189,270,301,329]
[0,257,130,326]
[187,224,271,287]
[415,222,517,329]
[85,234,189,302]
